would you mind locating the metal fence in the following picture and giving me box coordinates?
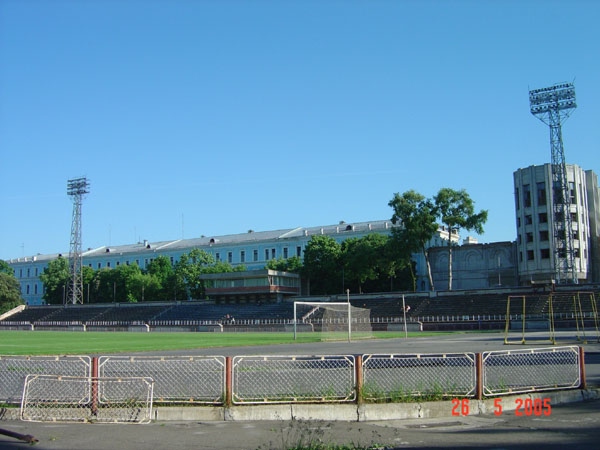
[0,355,91,404]
[361,353,477,401]
[20,375,153,424]
[1,346,585,422]
[231,355,356,404]
[482,346,580,396]
[98,356,226,404]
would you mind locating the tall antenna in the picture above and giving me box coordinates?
[529,82,577,284]
[67,177,90,304]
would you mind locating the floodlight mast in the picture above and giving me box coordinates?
[529,83,577,284]
[67,177,90,304]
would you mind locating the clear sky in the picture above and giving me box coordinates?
[1,0,599,261]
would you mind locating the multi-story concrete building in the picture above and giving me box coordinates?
[513,164,600,285]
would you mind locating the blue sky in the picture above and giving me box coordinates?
[1,0,599,261]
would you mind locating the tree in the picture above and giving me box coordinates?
[175,248,214,300]
[146,256,178,300]
[434,188,488,290]
[388,190,439,291]
[342,234,388,294]
[0,260,14,275]
[301,235,342,295]
[39,256,70,304]
[0,270,24,314]
[265,256,303,273]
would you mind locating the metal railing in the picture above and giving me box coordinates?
[482,346,580,396]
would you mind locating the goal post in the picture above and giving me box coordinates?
[293,301,373,342]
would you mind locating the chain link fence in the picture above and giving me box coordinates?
[0,355,91,404]
[98,356,225,404]
[20,375,153,424]
[232,355,356,404]
[361,353,477,401]
[482,346,580,396]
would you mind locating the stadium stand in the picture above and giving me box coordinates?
[1,288,598,331]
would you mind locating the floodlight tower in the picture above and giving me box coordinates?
[529,82,577,284]
[67,177,90,304]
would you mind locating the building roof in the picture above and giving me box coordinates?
[6,220,394,263]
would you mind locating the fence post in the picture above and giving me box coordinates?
[225,356,233,406]
[579,347,587,390]
[475,353,483,400]
[91,357,99,416]
[355,355,363,404]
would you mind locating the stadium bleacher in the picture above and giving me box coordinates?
[1,288,598,330]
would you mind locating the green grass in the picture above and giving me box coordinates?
[0,330,456,356]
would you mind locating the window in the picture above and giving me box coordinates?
[228,251,232,263]
[215,252,220,262]
[553,182,564,204]
[26,285,30,295]
[34,284,38,294]
[240,250,245,263]
[253,250,258,262]
[517,217,521,228]
[107,262,111,268]
[540,248,550,259]
[539,230,549,241]
[527,250,535,261]
[97,263,102,269]
[27,268,30,277]
[296,246,302,257]
[526,232,533,243]
[523,184,531,208]
[537,182,546,206]
[515,188,520,209]
[525,215,533,225]
[539,213,548,223]
[283,247,288,259]
[265,249,269,260]
[569,182,576,204]
[271,248,276,259]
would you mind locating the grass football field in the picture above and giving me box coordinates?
[0,330,450,356]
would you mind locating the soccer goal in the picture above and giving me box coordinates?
[504,292,600,345]
[293,301,373,342]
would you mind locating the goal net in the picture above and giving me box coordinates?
[504,292,599,345]
[293,302,373,341]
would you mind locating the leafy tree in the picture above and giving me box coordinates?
[146,256,178,300]
[342,235,387,293]
[175,248,214,300]
[265,256,303,273]
[434,188,488,290]
[0,271,24,314]
[301,235,342,295]
[1,260,15,275]
[128,272,161,302]
[92,268,119,303]
[388,190,439,291]
[39,256,70,304]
